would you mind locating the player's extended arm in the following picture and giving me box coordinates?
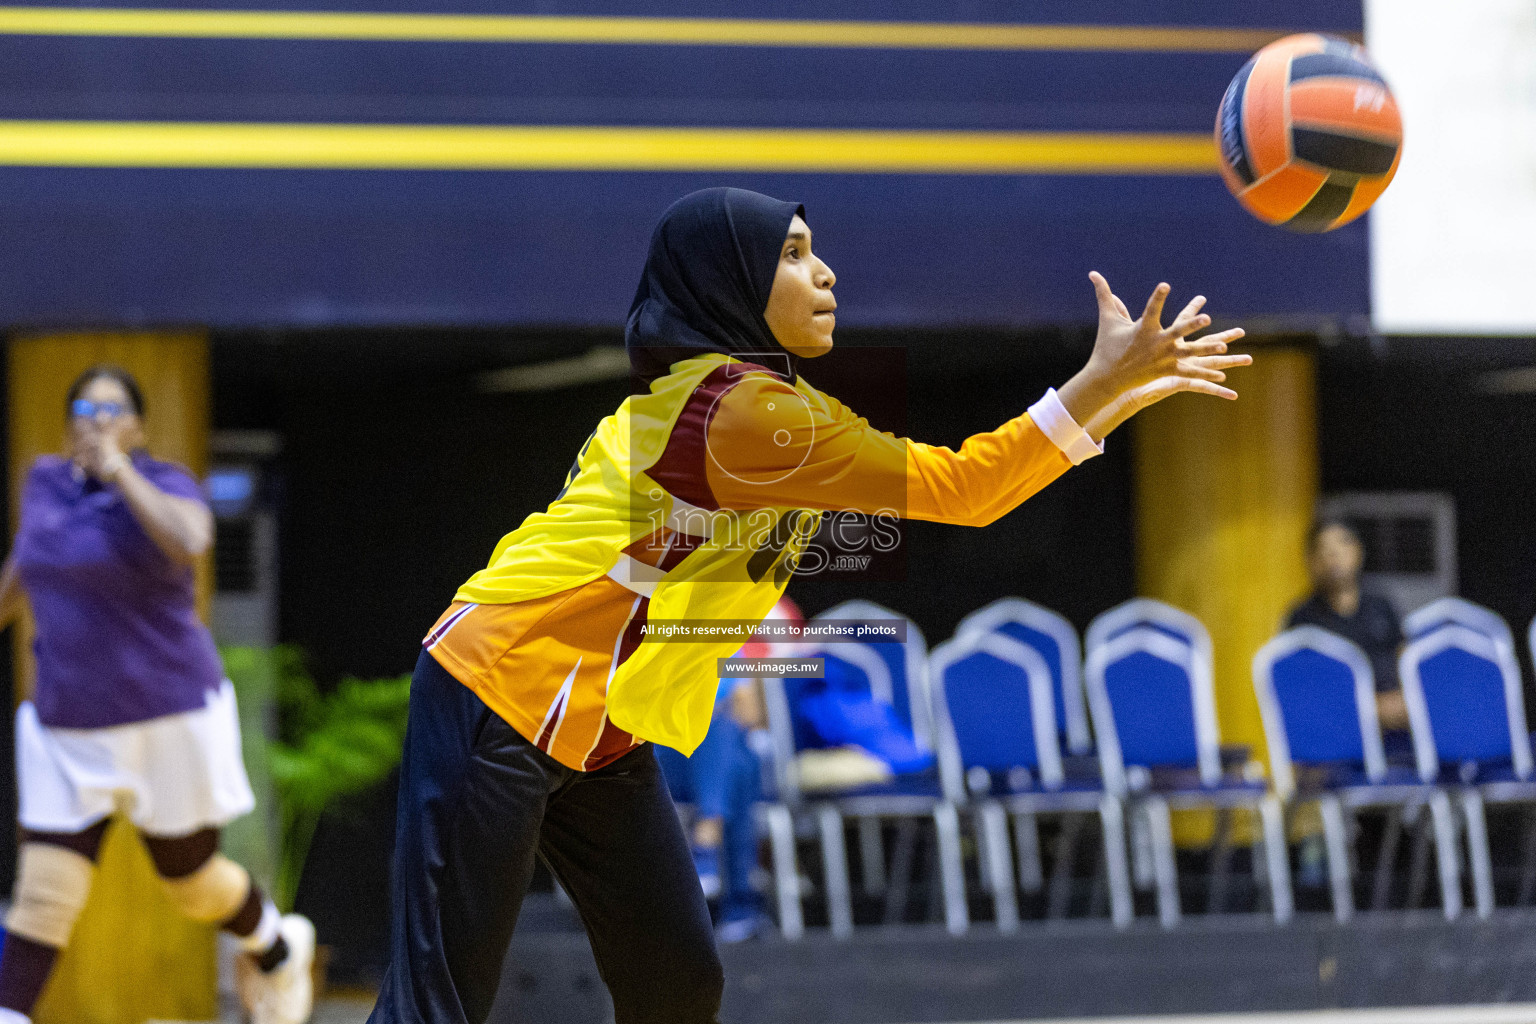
[703,274,1247,525]
[704,374,1087,527]
[703,273,1250,525]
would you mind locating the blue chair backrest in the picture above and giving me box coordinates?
[1253,626,1385,799]
[762,647,898,806]
[1086,598,1214,678]
[1530,613,1536,693]
[783,642,893,749]
[1086,626,1221,793]
[1403,596,1514,647]
[930,632,1063,801]
[814,600,931,750]
[956,598,1089,755]
[1400,624,1532,781]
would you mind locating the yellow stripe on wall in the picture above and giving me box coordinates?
[0,6,1292,52]
[0,121,1218,173]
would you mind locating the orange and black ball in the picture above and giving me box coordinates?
[1216,33,1403,233]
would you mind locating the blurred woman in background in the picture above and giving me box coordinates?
[0,365,313,1024]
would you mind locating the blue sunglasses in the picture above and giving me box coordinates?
[70,399,130,420]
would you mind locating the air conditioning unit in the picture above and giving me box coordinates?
[208,431,280,647]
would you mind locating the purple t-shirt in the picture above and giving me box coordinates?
[13,453,224,729]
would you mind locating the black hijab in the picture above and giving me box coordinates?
[625,187,805,385]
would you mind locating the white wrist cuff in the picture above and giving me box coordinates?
[1028,388,1105,466]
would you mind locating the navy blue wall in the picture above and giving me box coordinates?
[0,2,1365,328]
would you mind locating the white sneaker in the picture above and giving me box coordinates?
[237,913,316,1024]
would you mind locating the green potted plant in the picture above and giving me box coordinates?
[220,645,410,998]
[266,647,412,914]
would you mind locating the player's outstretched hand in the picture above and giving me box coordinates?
[1057,271,1252,441]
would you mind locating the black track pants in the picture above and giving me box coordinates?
[368,650,723,1024]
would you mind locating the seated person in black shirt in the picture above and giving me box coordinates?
[1287,519,1408,731]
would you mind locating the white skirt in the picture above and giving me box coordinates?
[17,681,257,837]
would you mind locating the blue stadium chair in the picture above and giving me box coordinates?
[1086,599,1217,895]
[954,597,1091,756]
[1086,598,1216,678]
[1401,623,1536,918]
[1253,626,1457,921]
[815,599,935,750]
[1404,596,1516,648]
[930,630,1133,931]
[762,638,967,938]
[1527,611,1536,906]
[951,598,1107,918]
[807,600,948,918]
[1086,623,1293,927]
[1530,613,1536,688]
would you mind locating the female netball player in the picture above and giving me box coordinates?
[369,187,1249,1024]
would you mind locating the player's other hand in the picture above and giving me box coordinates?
[1058,272,1252,441]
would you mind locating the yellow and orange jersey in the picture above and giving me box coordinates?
[428,353,1098,769]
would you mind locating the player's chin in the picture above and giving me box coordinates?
[801,318,836,357]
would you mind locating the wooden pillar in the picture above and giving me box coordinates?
[1132,342,1318,842]
[8,332,218,1024]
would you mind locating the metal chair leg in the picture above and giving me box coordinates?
[1250,808,1270,899]
[883,818,919,925]
[1047,812,1085,920]
[1013,810,1044,893]
[923,829,944,925]
[1130,808,1156,890]
[1259,795,1294,924]
[857,817,885,896]
[763,803,803,940]
[1141,797,1181,928]
[1371,805,1405,910]
[1459,789,1495,919]
[1205,808,1234,914]
[978,801,1018,932]
[1345,805,1361,880]
[974,809,994,894]
[1406,809,1434,910]
[1099,795,1134,929]
[817,805,854,938]
[1427,790,1463,921]
[1317,795,1354,923]
[1518,807,1536,906]
[1087,834,1109,918]
[933,802,970,935]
